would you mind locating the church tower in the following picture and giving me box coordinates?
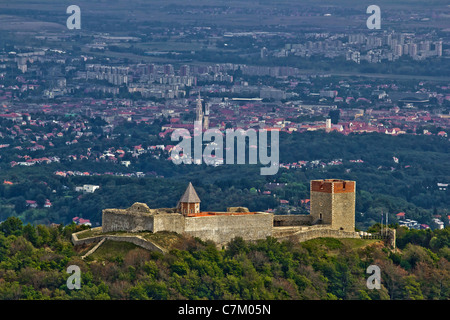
[178,182,201,216]
[195,93,203,125]
[203,102,210,130]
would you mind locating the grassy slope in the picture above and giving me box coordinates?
[85,231,383,261]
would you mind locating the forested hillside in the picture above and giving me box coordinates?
[0,130,448,230]
[0,217,448,300]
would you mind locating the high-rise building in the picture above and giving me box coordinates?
[394,44,403,57]
[164,64,174,75]
[390,39,398,50]
[435,41,443,57]
[348,34,366,44]
[260,47,268,59]
[403,44,409,55]
[148,64,155,74]
[398,33,405,45]
[409,43,418,58]
[383,34,392,46]
[346,50,360,64]
[180,65,190,76]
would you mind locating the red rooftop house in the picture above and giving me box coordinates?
[44,199,52,208]
[300,199,310,205]
[78,218,91,226]
[72,217,91,227]
[300,199,311,210]
[26,200,37,208]
[396,212,406,220]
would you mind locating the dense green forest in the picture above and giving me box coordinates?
[0,217,448,300]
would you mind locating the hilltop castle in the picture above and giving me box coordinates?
[101,179,360,245]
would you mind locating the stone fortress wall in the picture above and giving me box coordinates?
[93,179,368,249]
[102,203,179,233]
[102,203,273,245]
[72,227,167,254]
[273,214,313,226]
[183,212,273,244]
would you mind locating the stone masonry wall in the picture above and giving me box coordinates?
[153,213,185,234]
[331,192,356,232]
[102,209,155,233]
[71,229,166,254]
[310,191,333,225]
[276,225,360,243]
[273,215,313,226]
[183,213,273,245]
[102,207,274,246]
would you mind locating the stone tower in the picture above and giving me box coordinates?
[203,102,209,130]
[178,182,201,216]
[195,93,203,124]
[310,179,356,231]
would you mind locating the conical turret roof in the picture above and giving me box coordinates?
[179,182,201,203]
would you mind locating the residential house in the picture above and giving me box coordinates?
[75,184,100,193]
[396,212,406,220]
[26,200,38,208]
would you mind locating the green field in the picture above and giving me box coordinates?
[0,0,448,30]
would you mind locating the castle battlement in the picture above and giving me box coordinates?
[311,179,355,193]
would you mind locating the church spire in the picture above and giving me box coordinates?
[203,100,209,130]
[195,93,203,123]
